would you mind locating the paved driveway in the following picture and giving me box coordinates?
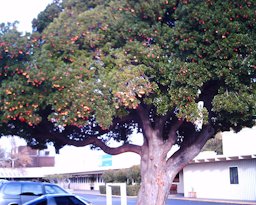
[74,191,256,205]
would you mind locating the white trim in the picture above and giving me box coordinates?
[192,154,256,163]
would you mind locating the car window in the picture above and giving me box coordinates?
[54,196,70,205]
[26,198,47,205]
[3,183,21,195]
[21,184,43,195]
[54,196,84,205]
[69,196,85,205]
[44,184,67,194]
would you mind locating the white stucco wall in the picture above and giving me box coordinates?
[183,159,256,201]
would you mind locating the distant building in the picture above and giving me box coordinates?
[17,146,55,168]
[0,136,55,168]
[0,145,56,180]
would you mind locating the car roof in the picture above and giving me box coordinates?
[1,180,56,185]
[4,180,46,183]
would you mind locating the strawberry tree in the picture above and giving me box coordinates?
[1,0,256,204]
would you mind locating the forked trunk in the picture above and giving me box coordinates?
[134,105,215,205]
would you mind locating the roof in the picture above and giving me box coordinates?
[1,154,256,178]
[191,154,256,164]
[0,167,56,178]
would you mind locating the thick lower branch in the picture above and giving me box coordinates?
[53,134,142,155]
[166,125,214,171]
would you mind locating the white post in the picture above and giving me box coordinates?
[120,183,127,205]
[106,183,112,205]
[106,183,127,205]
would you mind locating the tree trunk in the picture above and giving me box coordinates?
[136,148,176,205]
[137,174,171,205]
[134,124,214,205]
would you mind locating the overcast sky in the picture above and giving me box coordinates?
[0,0,54,33]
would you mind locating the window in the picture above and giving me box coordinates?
[28,198,47,205]
[3,183,21,195]
[54,196,84,205]
[44,185,67,194]
[230,167,239,184]
[22,184,43,195]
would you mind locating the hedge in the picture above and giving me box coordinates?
[99,184,140,196]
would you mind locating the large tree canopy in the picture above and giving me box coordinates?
[0,0,255,204]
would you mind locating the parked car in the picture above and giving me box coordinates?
[22,194,93,205]
[0,181,91,205]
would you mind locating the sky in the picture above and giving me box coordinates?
[0,0,54,33]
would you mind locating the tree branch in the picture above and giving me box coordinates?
[54,134,142,155]
[163,119,183,155]
[166,125,214,171]
[136,104,153,140]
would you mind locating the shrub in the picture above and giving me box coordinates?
[127,184,140,196]
[102,165,141,184]
[99,185,106,194]
[99,184,140,196]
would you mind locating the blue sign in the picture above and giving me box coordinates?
[101,154,112,167]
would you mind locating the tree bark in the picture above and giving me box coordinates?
[136,127,213,205]
[136,150,175,205]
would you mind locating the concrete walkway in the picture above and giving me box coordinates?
[73,189,256,205]
[169,194,256,205]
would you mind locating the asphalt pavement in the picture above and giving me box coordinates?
[72,189,256,205]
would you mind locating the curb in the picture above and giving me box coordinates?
[171,196,256,205]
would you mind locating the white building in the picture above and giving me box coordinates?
[54,151,141,190]
[179,127,256,201]
[182,155,256,201]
